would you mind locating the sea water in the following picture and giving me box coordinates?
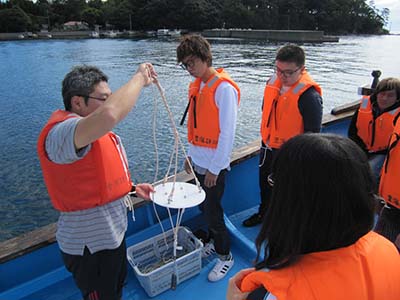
[0,34,399,241]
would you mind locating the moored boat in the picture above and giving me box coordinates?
[157,29,170,36]
[0,82,370,299]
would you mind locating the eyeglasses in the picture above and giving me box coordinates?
[274,66,301,77]
[78,94,107,102]
[179,58,197,71]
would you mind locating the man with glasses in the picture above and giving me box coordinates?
[243,44,323,227]
[37,64,157,300]
[177,35,240,282]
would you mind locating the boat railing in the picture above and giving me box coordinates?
[330,99,360,116]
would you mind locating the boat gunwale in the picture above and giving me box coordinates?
[0,104,355,264]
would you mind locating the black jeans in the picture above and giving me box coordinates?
[61,238,127,300]
[196,170,230,256]
[258,146,278,216]
[375,204,400,245]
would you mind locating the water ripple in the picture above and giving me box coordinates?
[1,35,400,241]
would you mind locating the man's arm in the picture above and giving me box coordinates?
[74,63,157,149]
[298,87,323,133]
[209,82,238,175]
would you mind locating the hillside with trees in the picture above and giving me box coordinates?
[0,0,390,34]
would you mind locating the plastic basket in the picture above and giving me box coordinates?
[127,227,203,297]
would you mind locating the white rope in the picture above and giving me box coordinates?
[149,78,203,285]
[153,79,201,189]
[152,84,160,183]
[124,194,136,222]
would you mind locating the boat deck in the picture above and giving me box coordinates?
[15,209,260,300]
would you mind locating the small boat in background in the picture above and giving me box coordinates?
[157,28,170,36]
[169,29,181,37]
[156,29,181,38]
[90,31,99,38]
[102,30,119,38]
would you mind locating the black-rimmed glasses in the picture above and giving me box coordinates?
[179,58,197,71]
[78,94,107,102]
[274,66,301,77]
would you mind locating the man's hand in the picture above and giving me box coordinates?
[205,170,218,188]
[226,268,254,300]
[135,183,155,200]
[136,63,157,86]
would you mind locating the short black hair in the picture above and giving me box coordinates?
[176,34,213,66]
[62,65,108,111]
[255,133,375,269]
[275,44,305,67]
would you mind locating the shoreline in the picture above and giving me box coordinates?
[203,29,340,43]
[0,30,397,42]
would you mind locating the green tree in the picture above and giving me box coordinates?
[64,0,87,21]
[103,0,133,30]
[221,0,253,28]
[0,6,32,32]
[81,7,103,28]
[178,0,221,30]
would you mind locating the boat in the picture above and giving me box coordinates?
[90,31,100,38]
[0,81,370,299]
[102,30,119,38]
[169,29,181,37]
[146,30,157,37]
[157,28,170,37]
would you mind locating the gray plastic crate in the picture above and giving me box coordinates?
[127,227,203,297]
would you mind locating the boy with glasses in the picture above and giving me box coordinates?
[37,64,157,300]
[243,44,323,227]
[177,35,240,282]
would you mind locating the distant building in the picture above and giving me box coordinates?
[63,21,89,31]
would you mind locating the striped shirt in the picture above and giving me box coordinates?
[46,117,128,255]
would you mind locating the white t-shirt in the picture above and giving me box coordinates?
[188,81,238,175]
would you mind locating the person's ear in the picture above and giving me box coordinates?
[71,95,84,111]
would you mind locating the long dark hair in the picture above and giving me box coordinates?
[255,134,375,270]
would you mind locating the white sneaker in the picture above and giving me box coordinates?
[207,257,234,282]
[201,242,216,258]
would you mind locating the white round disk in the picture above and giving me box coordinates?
[151,182,205,209]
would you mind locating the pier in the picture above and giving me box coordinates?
[202,29,339,43]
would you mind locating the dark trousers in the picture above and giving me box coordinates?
[196,170,230,256]
[375,204,400,246]
[61,238,127,300]
[258,146,278,216]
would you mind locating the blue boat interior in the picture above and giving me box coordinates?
[0,117,352,300]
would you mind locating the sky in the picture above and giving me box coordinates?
[374,0,400,32]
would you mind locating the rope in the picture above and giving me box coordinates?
[153,79,201,189]
[149,78,204,287]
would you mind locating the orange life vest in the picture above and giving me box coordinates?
[240,231,400,300]
[37,110,132,212]
[187,68,240,148]
[379,119,400,208]
[260,71,321,148]
[356,96,400,153]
